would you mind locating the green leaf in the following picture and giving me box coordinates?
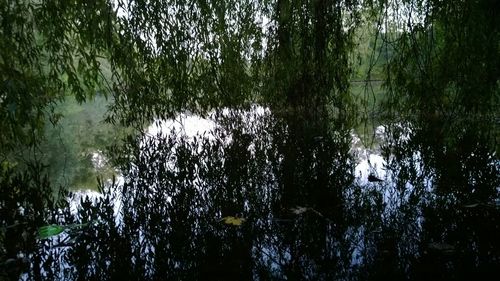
[38,225,65,239]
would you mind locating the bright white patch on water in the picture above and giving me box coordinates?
[146,113,217,140]
[69,190,103,214]
[91,150,107,170]
[137,105,271,205]
[375,125,386,138]
[354,154,387,185]
[142,105,270,151]
[69,174,124,225]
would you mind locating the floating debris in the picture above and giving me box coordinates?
[290,206,309,215]
[428,242,455,254]
[221,216,246,226]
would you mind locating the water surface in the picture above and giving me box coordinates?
[2,106,499,280]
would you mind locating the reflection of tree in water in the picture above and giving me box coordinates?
[380,115,500,280]
[1,108,499,280]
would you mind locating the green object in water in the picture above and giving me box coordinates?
[38,221,95,239]
[38,225,66,239]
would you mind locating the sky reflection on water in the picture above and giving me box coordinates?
[4,106,499,280]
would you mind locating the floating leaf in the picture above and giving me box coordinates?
[290,206,308,215]
[428,242,455,253]
[463,203,480,208]
[222,216,245,226]
[38,225,65,239]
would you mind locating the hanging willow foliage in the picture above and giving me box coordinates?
[1,0,363,140]
[105,0,362,126]
[375,0,500,119]
[0,0,116,149]
[1,0,498,146]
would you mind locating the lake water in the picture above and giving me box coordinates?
[2,105,499,280]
